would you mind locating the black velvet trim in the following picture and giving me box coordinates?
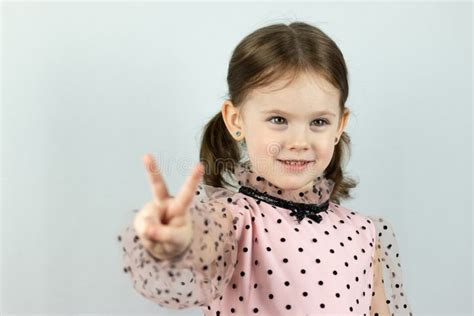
[238,185,329,224]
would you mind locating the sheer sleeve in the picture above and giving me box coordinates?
[368,215,413,316]
[117,182,246,309]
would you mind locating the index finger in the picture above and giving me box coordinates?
[143,153,170,203]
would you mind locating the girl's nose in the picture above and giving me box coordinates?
[289,141,309,151]
[287,129,310,151]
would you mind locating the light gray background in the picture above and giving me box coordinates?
[1,1,472,315]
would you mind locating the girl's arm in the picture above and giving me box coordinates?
[370,240,391,315]
[368,215,413,316]
[118,183,247,310]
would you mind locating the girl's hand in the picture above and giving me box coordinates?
[133,153,205,260]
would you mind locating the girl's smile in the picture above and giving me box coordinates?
[277,159,315,172]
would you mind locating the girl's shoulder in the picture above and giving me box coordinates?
[328,202,406,258]
[328,202,396,244]
[194,181,240,203]
[329,201,376,228]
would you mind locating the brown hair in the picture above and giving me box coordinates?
[199,21,357,204]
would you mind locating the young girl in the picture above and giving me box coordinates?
[117,21,413,315]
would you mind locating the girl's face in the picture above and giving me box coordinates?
[222,71,350,191]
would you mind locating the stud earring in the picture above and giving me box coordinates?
[236,131,241,137]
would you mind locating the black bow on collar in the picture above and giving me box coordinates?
[238,185,329,224]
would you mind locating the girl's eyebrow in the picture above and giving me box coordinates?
[260,108,336,117]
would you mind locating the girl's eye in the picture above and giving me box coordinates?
[311,119,329,127]
[268,116,287,124]
[268,116,329,127]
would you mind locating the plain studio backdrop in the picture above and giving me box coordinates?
[1,1,472,315]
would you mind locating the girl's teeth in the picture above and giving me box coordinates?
[284,160,307,165]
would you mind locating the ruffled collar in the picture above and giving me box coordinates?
[233,160,335,206]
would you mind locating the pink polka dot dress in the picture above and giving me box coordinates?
[118,161,413,315]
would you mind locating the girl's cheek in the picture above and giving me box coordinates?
[247,130,280,153]
[318,143,336,162]
[263,138,283,157]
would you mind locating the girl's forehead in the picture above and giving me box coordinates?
[244,74,340,114]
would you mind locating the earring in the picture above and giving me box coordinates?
[236,131,241,137]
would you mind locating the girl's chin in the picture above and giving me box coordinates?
[276,180,315,192]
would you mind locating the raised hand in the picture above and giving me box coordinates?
[133,153,205,260]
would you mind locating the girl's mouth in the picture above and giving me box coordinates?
[277,159,314,171]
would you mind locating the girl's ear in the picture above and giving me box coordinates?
[221,100,244,141]
[336,107,351,139]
